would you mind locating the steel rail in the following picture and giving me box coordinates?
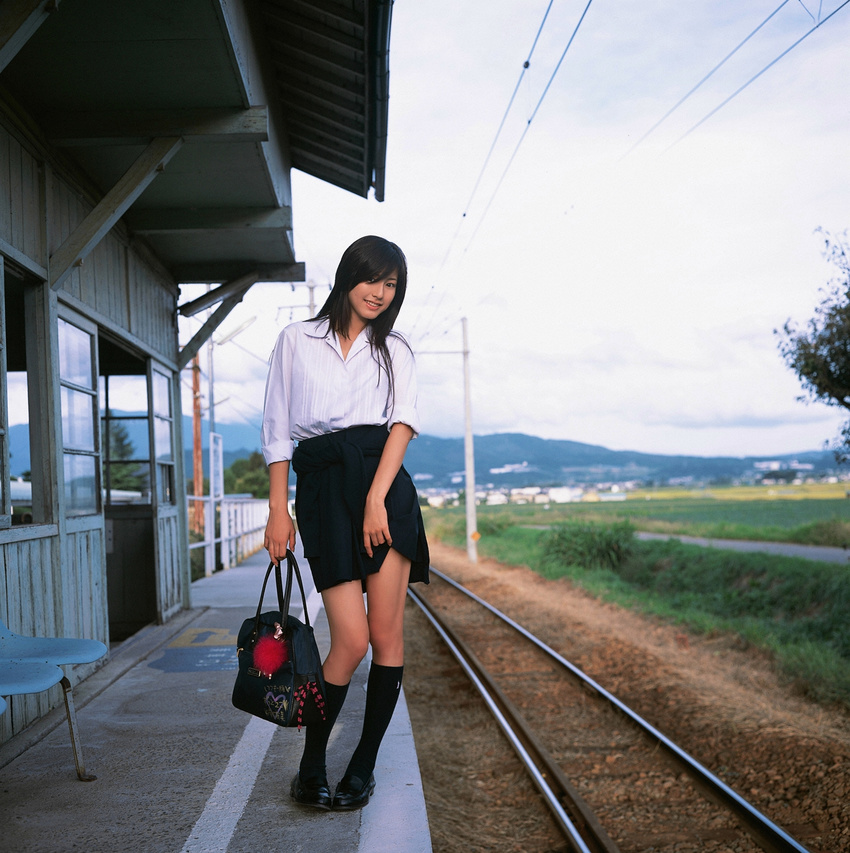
[426,566,811,853]
[407,588,597,853]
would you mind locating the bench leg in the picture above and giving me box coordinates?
[61,676,96,782]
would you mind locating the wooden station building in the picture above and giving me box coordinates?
[0,0,393,740]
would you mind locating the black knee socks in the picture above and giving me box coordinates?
[299,680,349,784]
[344,663,404,781]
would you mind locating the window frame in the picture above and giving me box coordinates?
[0,257,10,529]
[100,373,152,507]
[57,309,101,517]
[149,362,176,506]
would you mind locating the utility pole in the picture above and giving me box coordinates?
[417,317,478,562]
[462,317,478,562]
[276,280,327,323]
[191,353,203,534]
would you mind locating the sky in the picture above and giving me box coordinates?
[179,0,850,460]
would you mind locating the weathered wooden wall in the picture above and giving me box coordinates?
[155,508,183,620]
[49,173,179,358]
[0,115,189,741]
[0,128,44,266]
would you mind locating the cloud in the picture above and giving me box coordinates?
[179,2,850,462]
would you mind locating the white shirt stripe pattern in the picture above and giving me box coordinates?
[261,318,420,464]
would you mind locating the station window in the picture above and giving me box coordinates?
[2,259,40,526]
[152,367,175,504]
[100,373,151,505]
[59,316,100,515]
[0,258,9,529]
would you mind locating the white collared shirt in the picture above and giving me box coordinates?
[261,318,420,464]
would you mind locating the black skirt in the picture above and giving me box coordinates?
[292,424,430,592]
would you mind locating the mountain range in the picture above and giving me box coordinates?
[402,433,839,489]
[8,418,839,489]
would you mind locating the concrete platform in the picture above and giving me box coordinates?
[0,547,432,853]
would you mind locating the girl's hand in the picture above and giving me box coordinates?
[363,495,391,558]
[264,506,296,564]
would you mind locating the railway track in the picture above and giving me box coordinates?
[408,567,811,853]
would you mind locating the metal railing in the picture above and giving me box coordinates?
[188,495,268,576]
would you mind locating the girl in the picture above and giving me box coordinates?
[261,235,430,811]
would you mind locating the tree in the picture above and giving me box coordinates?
[103,418,148,491]
[223,451,270,498]
[777,229,850,462]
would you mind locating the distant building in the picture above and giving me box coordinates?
[547,487,584,503]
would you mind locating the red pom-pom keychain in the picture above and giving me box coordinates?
[253,622,289,677]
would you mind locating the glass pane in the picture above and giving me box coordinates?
[5,277,42,524]
[64,454,97,514]
[61,387,95,451]
[58,319,93,388]
[105,375,147,416]
[152,370,171,418]
[8,372,31,477]
[154,417,172,462]
[107,462,151,504]
[158,463,174,504]
[104,417,149,463]
[10,476,33,524]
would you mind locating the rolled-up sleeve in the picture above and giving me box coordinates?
[388,336,420,438]
[261,329,295,464]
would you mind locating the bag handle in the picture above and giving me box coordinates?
[283,549,312,628]
[252,550,312,635]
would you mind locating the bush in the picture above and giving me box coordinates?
[542,520,635,570]
[476,514,513,536]
[624,539,850,658]
[793,518,850,548]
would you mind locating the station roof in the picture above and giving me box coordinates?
[0,0,392,287]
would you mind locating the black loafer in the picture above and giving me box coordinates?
[290,772,332,810]
[332,773,376,810]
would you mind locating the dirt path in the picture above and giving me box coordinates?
[403,542,850,853]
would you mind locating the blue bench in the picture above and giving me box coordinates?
[0,620,107,781]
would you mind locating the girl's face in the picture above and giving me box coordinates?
[347,272,397,329]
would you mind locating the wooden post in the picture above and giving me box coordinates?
[462,317,478,563]
[192,353,203,535]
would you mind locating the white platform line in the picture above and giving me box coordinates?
[180,586,326,853]
[180,715,276,853]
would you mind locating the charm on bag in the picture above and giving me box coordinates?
[252,623,289,677]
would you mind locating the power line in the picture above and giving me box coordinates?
[623,0,792,158]
[670,0,850,148]
[410,0,557,343]
[416,0,597,347]
[457,0,556,227]
[797,0,816,23]
[462,0,595,253]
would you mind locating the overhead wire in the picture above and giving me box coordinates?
[180,366,265,430]
[415,0,596,347]
[669,0,850,148]
[797,0,816,23]
[410,0,556,346]
[622,0,793,158]
[177,314,268,432]
[454,0,556,237]
[462,0,595,253]
[419,0,843,346]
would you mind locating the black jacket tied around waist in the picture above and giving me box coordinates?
[292,425,430,592]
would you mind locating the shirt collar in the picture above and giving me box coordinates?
[305,317,372,360]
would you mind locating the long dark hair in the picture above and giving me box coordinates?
[315,235,410,401]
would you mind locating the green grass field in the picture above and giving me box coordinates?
[460,483,850,547]
[424,487,850,710]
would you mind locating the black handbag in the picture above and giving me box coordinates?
[232,551,326,729]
